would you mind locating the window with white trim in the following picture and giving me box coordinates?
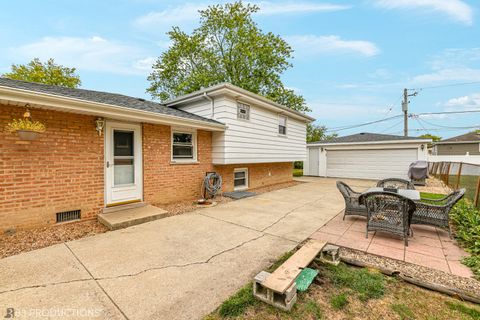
[237,102,250,120]
[234,168,248,190]
[278,115,287,135]
[172,131,196,161]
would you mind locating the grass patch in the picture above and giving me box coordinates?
[293,168,303,177]
[323,263,385,301]
[302,300,323,319]
[266,251,294,273]
[391,303,415,320]
[420,192,446,200]
[330,293,348,310]
[218,284,256,318]
[445,301,480,319]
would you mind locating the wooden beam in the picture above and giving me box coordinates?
[262,239,326,294]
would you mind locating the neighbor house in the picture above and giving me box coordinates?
[433,131,480,156]
[305,133,430,180]
[0,78,313,231]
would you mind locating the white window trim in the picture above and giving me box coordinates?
[233,168,249,191]
[278,114,288,136]
[237,102,251,121]
[171,128,198,163]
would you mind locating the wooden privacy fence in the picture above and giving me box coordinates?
[428,162,480,207]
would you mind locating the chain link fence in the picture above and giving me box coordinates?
[428,161,480,207]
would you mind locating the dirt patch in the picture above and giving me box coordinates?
[417,177,452,194]
[249,180,304,194]
[0,220,108,259]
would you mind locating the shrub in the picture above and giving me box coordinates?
[450,200,480,279]
[6,118,46,133]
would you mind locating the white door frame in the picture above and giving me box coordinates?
[105,121,143,206]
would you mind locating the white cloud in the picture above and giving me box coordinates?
[412,68,480,83]
[372,0,473,25]
[443,93,480,111]
[10,36,155,75]
[287,35,380,57]
[134,1,351,30]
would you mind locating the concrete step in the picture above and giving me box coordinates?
[102,202,146,214]
[98,204,169,230]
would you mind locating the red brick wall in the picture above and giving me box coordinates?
[0,104,104,231]
[214,162,293,192]
[142,124,214,204]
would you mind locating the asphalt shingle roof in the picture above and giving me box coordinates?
[437,131,480,143]
[0,77,222,125]
[309,132,428,144]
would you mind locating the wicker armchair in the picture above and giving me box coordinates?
[412,189,465,238]
[377,178,416,190]
[360,192,416,246]
[336,181,367,219]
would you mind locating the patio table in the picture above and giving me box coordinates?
[365,187,420,201]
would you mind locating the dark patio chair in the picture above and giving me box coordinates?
[377,178,416,190]
[360,191,416,246]
[412,188,465,238]
[336,181,367,219]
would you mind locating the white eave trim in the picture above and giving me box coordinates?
[165,83,315,123]
[434,141,480,145]
[307,139,432,147]
[0,86,226,131]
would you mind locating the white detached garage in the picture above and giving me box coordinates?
[305,133,430,180]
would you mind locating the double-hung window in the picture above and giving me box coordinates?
[172,131,196,162]
[278,115,287,135]
[237,102,250,120]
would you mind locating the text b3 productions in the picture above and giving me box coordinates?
[4,307,103,318]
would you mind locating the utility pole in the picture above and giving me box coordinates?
[402,88,418,137]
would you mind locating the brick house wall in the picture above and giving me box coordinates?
[0,105,104,231]
[142,123,214,204]
[214,162,293,192]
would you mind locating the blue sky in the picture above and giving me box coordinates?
[1,0,480,139]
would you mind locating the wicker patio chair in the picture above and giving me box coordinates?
[336,181,367,219]
[376,178,416,190]
[412,188,465,238]
[360,191,416,246]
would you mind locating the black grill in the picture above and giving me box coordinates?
[56,210,81,223]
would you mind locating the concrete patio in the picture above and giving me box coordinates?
[0,177,474,320]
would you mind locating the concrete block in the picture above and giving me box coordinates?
[253,271,298,312]
[320,244,340,266]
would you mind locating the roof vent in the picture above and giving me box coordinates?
[137,98,146,102]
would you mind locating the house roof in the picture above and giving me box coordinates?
[0,77,223,126]
[308,132,431,145]
[435,131,480,144]
[165,82,315,122]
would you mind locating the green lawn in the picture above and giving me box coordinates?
[293,168,303,177]
[448,175,479,204]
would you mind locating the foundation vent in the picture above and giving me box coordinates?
[56,210,81,223]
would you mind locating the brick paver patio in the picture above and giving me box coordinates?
[311,212,474,278]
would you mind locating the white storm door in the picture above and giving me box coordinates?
[105,122,143,206]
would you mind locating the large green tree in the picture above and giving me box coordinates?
[147,1,309,113]
[307,124,338,143]
[418,133,441,142]
[3,58,81,88]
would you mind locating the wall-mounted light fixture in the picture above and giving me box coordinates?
[420,144,425,151]
[95,118,105,136]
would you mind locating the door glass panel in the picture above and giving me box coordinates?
[113,130,134,186]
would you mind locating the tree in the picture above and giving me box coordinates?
[147,1,309,113]
[3,58,81,88]
[307,124,337,143]
[418,133,441,142]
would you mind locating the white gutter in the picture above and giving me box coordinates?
[203,92,214,119]
[434,141,480,145]
[0,85,226,131]
[307,139,432,147]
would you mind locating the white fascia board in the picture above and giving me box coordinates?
[307,139,431,147]
[434,141,479,145]
[165,83,315,123]
[0,86,226,131]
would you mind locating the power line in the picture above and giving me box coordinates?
[326,114,403,132]
[416,117,480,130]
[414,109,480,116]
[380,119,404,134]
[412,81,480,91]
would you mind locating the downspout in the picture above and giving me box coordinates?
[203,92,214,119]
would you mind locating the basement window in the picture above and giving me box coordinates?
[234,168,248,190]
[237,102,250,120]
[172,130,197,162]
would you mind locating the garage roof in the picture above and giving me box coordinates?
[308,132,430,146]
[435,131,480,144]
